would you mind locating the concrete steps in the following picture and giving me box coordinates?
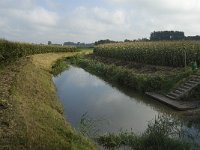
[146,92,200,110]
[166,75,200,100]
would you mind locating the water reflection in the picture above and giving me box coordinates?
[53,66,170,133]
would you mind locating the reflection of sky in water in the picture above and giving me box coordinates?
[53,66,161,133]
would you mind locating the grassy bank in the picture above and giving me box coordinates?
[50,54,200,149]
[68,56,192,93]
[0,53,97,149]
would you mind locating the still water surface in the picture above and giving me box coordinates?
[53,66,175,134]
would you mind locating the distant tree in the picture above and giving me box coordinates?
[185,35,200,40]
[48,41,52,45]
[137,38,149,42]
[63,41,94,48]
[94,39,117,45]
[150,31,185,41]
[124,39,131,42]
[63,42,76,46]
[141,38,149,41]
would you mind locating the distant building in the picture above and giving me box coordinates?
[48,41,52,45]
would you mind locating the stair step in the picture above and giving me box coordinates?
[191,79,200,82]
[166,94,177,100]
[194,75,200,78]
[181,85,191,90]
[176,87,187,92]
[184,83,194,87]
[193,76,200,81]
[187,80,198,84]
[173,90,183,95]
[169,92,181,98]
[167,75,200,100]
[191,75,200,78]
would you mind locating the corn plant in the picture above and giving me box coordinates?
[94,41,200,67]
[0,39,78,63]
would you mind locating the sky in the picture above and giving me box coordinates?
[0,0,200,44]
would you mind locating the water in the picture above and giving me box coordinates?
[53,66,175,134]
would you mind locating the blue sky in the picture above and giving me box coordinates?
[0,0,200,44]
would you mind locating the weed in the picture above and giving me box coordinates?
[96,115,199,150]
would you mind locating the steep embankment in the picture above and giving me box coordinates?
[0,53,97,149]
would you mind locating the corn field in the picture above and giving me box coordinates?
[0,39,78,63]
[94,41,200,67]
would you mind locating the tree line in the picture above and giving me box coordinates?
[150,31,200,41]
[94,31,200,45]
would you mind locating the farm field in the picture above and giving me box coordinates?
[0,0,200,150]
[2,0,200,149]
[0,39,77,64]
[94,41,200,67]
[1,40,200,150]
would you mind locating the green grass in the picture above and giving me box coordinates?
[0,54,97,149]
[68,56,192,93]
[1,46,198,149]
[50,49,93,76]
[0,99,8,108]
[78,48,94,52]
[51,58,70,76]
[96,116,197,150]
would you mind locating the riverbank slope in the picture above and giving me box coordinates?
[0,53,97,149]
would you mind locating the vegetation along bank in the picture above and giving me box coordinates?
[1,39,200,149]
[0,40,97,149]
[70,41,200,97]
[68,55,192,94]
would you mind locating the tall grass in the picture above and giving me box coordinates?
[0,39,78,63]
[0,54,97,149]
[69,56,192,92]
[96,115,199,150]
[94,41,200,67]
[51,58,69,76]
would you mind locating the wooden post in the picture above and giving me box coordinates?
[184,50,187,68]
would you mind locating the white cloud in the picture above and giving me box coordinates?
[70,6,128,30]
[0,0,60,42]
[0,0,200,43]
[25,7,58,27]
[0,0,34,9]
[109,0,200,12]
[107,0,200,36]
[63,6,132,42]
[4,7,58,28]
[92,7,126,25]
